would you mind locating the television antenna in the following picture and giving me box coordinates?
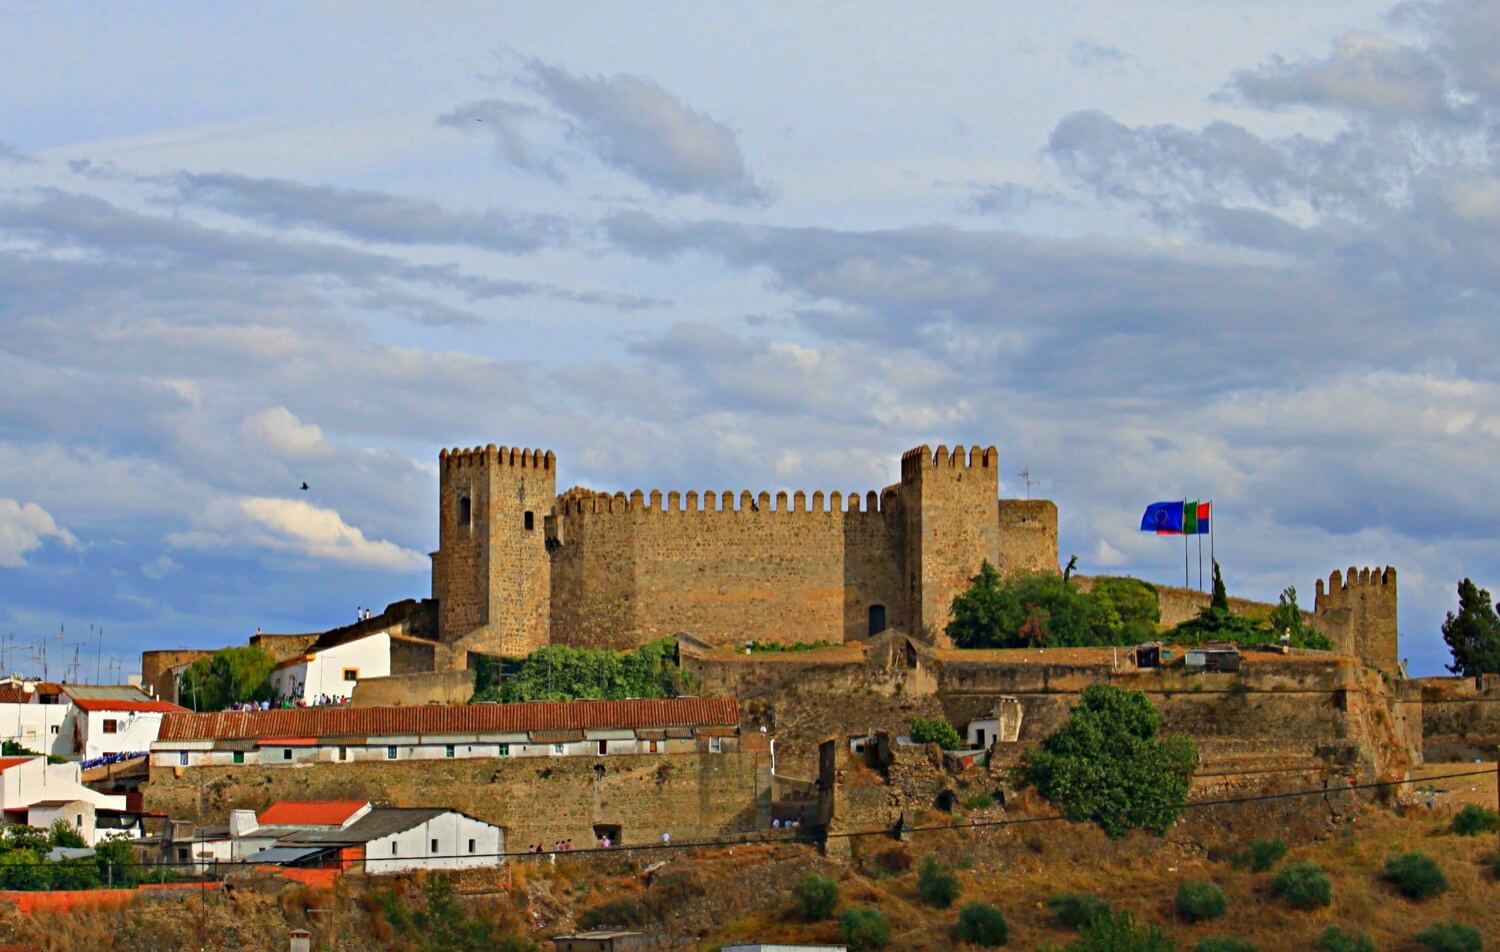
[1017,465,1040,500]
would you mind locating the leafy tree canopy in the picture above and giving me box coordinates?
[1442,579,1500,676]
[909,717,962,750]
[945,562,1160,649]
[1170,563,1332,650]
[1023,684,1197,838]
[472,638,684,703]
[178,645,276,711]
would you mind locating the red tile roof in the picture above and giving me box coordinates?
[0,688,29,705]
[71,698,187,714]
[259,800,368,827]
[0,758,33,773]
[157,697,740,742]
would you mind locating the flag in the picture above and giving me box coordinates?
[1183,500,1198,535]
[1195,501,1211,535]
[1140,500,1212,535]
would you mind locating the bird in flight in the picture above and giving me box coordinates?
[300,482,309,491]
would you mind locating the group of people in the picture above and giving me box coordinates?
[529,839,576,857]
[227,693,349,712]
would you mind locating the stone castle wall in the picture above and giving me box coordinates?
[1315,566,1398,676]
[144,749,770,849]
[140,649,213,704]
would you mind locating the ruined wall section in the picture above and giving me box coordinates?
[900,445,1001,639]
[433,445,555,658]
[1315,566,1398,676]
[549,490,904,649]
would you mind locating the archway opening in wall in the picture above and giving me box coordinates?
[868,604,887,636]
[458,495,472,528]
[935,790,956,813]
[524,511,534,531]
[592,823,621,846]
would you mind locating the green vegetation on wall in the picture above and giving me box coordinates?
[471,638,686,703]
[177,645,276,711]
[945,561,1160,649]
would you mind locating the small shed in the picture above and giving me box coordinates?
[1185,648,1241,672]
[552,930,655,951]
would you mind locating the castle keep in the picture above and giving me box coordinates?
[430,443,1059,659]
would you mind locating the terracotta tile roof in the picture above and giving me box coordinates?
[157,697,740,742]
[0,688,29,704]
[258,800,368,827]
[71,697,187,714]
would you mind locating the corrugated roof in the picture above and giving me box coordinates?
[259,800,368,827]
[278,807,455,845]
[244,845,327,865]
[72,697,186,713]
[62,685,153,701]
[157,697,739,742]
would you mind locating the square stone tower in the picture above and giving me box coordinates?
[899,444,1001,640]
[1314,566,1398,676]
[431,444,556,657]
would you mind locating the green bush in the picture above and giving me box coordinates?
[473,638,683,703]
[964,791,996,810]
[1175,881,1227,922]
[1270,862,1332,909]
[910,718,962,750]
[1415,922,1482,952]
[1451,804,1500,837]
[1023,684,1197,837]
[1048,892,1110,929]
[868,845,912,877]
[945,563,1161,650]
[1194,940,1256,952]
[1065,912,1175,951]
[1230,837,1287,872]
[1318,926,1376,952]
[792,873,838,921]
[0,850,46,890]
[956,902,1009,946]
[840,905,890,951]
[917,856,961,908]
[48,818,86,849]
[1384,852,1448,899]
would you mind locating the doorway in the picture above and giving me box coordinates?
[867,604,887,636]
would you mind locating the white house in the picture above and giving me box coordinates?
[269,631,391,703]
[234,800,505,875]
[0,687,72,758]
[0,755,127,845]
[67,694,185,761]
[964,696,1024,750]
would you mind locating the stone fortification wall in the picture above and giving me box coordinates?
[1315,566,1398,676]
[143,749,769,848]
[249,633,322,661]
[140,649,213,704]
[996,499,1059,575]
[549,490,905,649]
[350,671,474,707]
[1417,674,1500,762]
[900,445,1002,638]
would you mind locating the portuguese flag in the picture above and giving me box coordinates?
[1140,500,1211,535]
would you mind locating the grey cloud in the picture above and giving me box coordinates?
[167,171,567,253]
[1228,32,1460,120]
[0,141,33,164]
[1069,41,1132,69]
[437,98,569,181]
[965,182,1072,216]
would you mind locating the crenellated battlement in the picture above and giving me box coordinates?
[900,443,997,479]
[439,444,555,471]
[553,486,893,516]
[1314,565,1398,677]
[1315,565,1397,602]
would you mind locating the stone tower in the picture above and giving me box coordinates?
[1314,566,1398,677]
[431,445,556,658]
[898,444,1001,640]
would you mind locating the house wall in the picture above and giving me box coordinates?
[0,703,71,757]
[0,758,126,814]
[85,710,167,760]
[271,634,392,702]
[365,813,504,875]
[29,800,95,845]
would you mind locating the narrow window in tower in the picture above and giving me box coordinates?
[868,604,887,636]
[458,495,472,529]
[524,511,534,531]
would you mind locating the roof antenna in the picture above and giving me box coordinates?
[1017,465,1040,499]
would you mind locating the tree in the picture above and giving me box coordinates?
[1441,579,1500,676]
[946,563,1161,650]
[956,902,1009,946]
[1022,685,1197,838]
[909,718,962,750]
[48,818,86,849]
[917,856,960,908]
[946,561,1013,648]
[471,638,683,703]
[840,906,890,951]
[178,646,276,711]
[95,836,145,887]
[1211,560,1229,611]
[792,873,838,920]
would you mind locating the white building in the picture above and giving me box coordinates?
[964,696,1024,750]
[0,755,128,845]
[68,694,185,762]
[269,631,392,704]
[235,800,504,875]
[0,687,72,758]
[150,697,742,770]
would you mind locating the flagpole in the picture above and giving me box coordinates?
[1183,498,1189,589]
[1198,514,1203,592]
[1210,500,1215,576]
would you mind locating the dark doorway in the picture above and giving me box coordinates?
[524,511,535,531]
[974,728,986,749]
[592,823,621,845]
[868,604,887,636]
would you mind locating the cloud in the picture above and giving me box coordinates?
[1069,41,1132,69]
[0,141,33,165]
[965,182,1071,216]
[0,499,78,568]
[167,171,567,253]
[242,407,333,461]
[1228,32,1459,120]
[169,496,427,572]
[444,58,769,205]
[140,555,181,580]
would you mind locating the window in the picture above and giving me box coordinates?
[49,725,58,735]
[342,668,359,682]
[648,740,659,754]
[551,743,565,756]
[868,603,887,636]
[386,746,398,760]
[178,752,188,766]
[445,744,455,759]
[102,719,119,734]
[176,847,188,862]
[709,737,722,753]
[430,839,438,853]
[458,495,472,528]
[75,814,82,828]
[597,739,608,756]
[391,842,398,856]
[523,511,534,531]
[232,751,245,765]
[467,838,476,854]
[283,748,292,761]
[498,744,510,758]
[338,746,348,761]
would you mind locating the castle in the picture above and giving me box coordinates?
[430,443,1059,662]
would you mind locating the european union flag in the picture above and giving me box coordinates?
[1140,501,1183,534]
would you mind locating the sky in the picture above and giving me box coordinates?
[1,1,1496,679]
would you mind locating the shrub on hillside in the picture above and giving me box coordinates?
[1175,881,1227,922]
[1451,804,1500,837]
[1384,851,1448,899]
[1066,912,1175,952]
[964,791,996,810]
[1270,862,1332,909]
[944,563,1160,649]
[1194,940,1257,952]
[578,898,646,929]
[1047,892,1110,929]
[840,905,890,951]
[910,717,962,750]
[1415,922,1482,952]
[792,873,838,921]
[1022,684,1197,837]
[1230,837,1287,872]
[955,902,1009,946]
[1318,926,1376,952]
[868,845,911,877]
[917,856,961,908]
